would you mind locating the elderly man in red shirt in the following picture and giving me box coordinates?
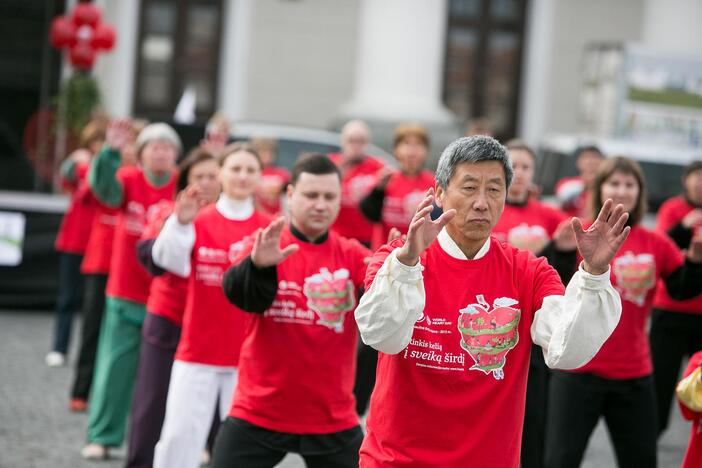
[355,135,630,467]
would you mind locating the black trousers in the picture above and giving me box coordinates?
[353,339,377,416]
[71,273,108,400]
[650,308,702,436]
[211,417,362,468]
[521,344,550,468]
[51,252,84,354]
[544,372,657,468]
[126,313,180,468]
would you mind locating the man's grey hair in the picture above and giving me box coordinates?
[435,136,513,189]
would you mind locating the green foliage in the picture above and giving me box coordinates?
[55,72,102,135]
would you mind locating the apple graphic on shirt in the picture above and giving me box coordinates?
[612,251,655,307]
[507,223,549,254]
[304,267,356,333]
[458,295,521,380]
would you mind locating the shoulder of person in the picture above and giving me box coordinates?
[193,203,220,224]
[117,165,141,180]
[253,210,275,226]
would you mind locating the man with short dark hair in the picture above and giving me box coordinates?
[355,136,630,467]
[212,153,370,467]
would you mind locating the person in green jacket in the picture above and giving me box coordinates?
[82,119,181,460]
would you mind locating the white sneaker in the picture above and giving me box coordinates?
[201,449,211,466]
[81,443,108,460]
[45,351,66,367]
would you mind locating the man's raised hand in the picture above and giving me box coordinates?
[251,217,299,268]
[396,187,456,266]
[573,199,630,275]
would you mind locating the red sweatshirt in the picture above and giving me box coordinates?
[174,205,271,367]
[105,167,177,304]
[255,166,290,216]
[492,199,566,254]
[574,225,683,379]
[140,201,188,326]
[359,238,564,467]
[329,153,385,244]
[379,170,435,241]
[653,196,702,314]
[229,228,369,434]
[55,162,98,254]
[81,203,119,274]
[555,176,590,218]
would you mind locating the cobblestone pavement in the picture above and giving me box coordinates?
[0,311,688,467]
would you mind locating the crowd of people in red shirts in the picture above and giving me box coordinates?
[46,113,702,468]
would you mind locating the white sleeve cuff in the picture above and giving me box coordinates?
[152,214,195,277]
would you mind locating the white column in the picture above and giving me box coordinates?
[341,0,454,124]
[93,0,141,117]
[517,0,556,146]
[218,0,255,121]
[641,0,702,55]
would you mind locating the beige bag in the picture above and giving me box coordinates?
[677,367,702,412]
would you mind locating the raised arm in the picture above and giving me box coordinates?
[532,199,630,369]
[221,217,298,313]
[151,185,208,277]
[88,119,131,207]
[355,188,455,353]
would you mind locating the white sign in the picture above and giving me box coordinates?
[0,211,26,266]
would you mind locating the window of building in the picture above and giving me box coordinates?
[134,0,223,122]
[443,0,528,140]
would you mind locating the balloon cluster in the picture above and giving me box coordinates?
[50,3,116,70]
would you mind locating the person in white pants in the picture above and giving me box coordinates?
[152,143,271,468]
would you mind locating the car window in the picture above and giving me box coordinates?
[231,137,340,170]
[274,140,340,170]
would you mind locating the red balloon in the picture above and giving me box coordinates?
[50,16,76,49]
[91,23,116,50]
[69,41,97,70]
[72,3,101,27]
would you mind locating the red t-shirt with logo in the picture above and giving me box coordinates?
[81,203,119,274]
[104,167,177,304]
[555,176,590,218]
[229,227,370,434]
[55,162,98,254]
[493,199,567,254]
[359,237,564,467]
[255,166,290,216]
[174,205,271,367]
[653,196,702,314]
[679,351,702,468]
[573,225,683,379]
[329,153,385,244]
[140,201,188,326]
[378,170,435,241]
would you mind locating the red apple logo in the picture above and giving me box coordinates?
[304,268,356,333]
[612,251,655,306]
[507,223,549,254]
[458,295,521,380]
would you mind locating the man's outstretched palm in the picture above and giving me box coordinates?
[397,188,456,266]
[251,217,299,268]
[573,199,631,275]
